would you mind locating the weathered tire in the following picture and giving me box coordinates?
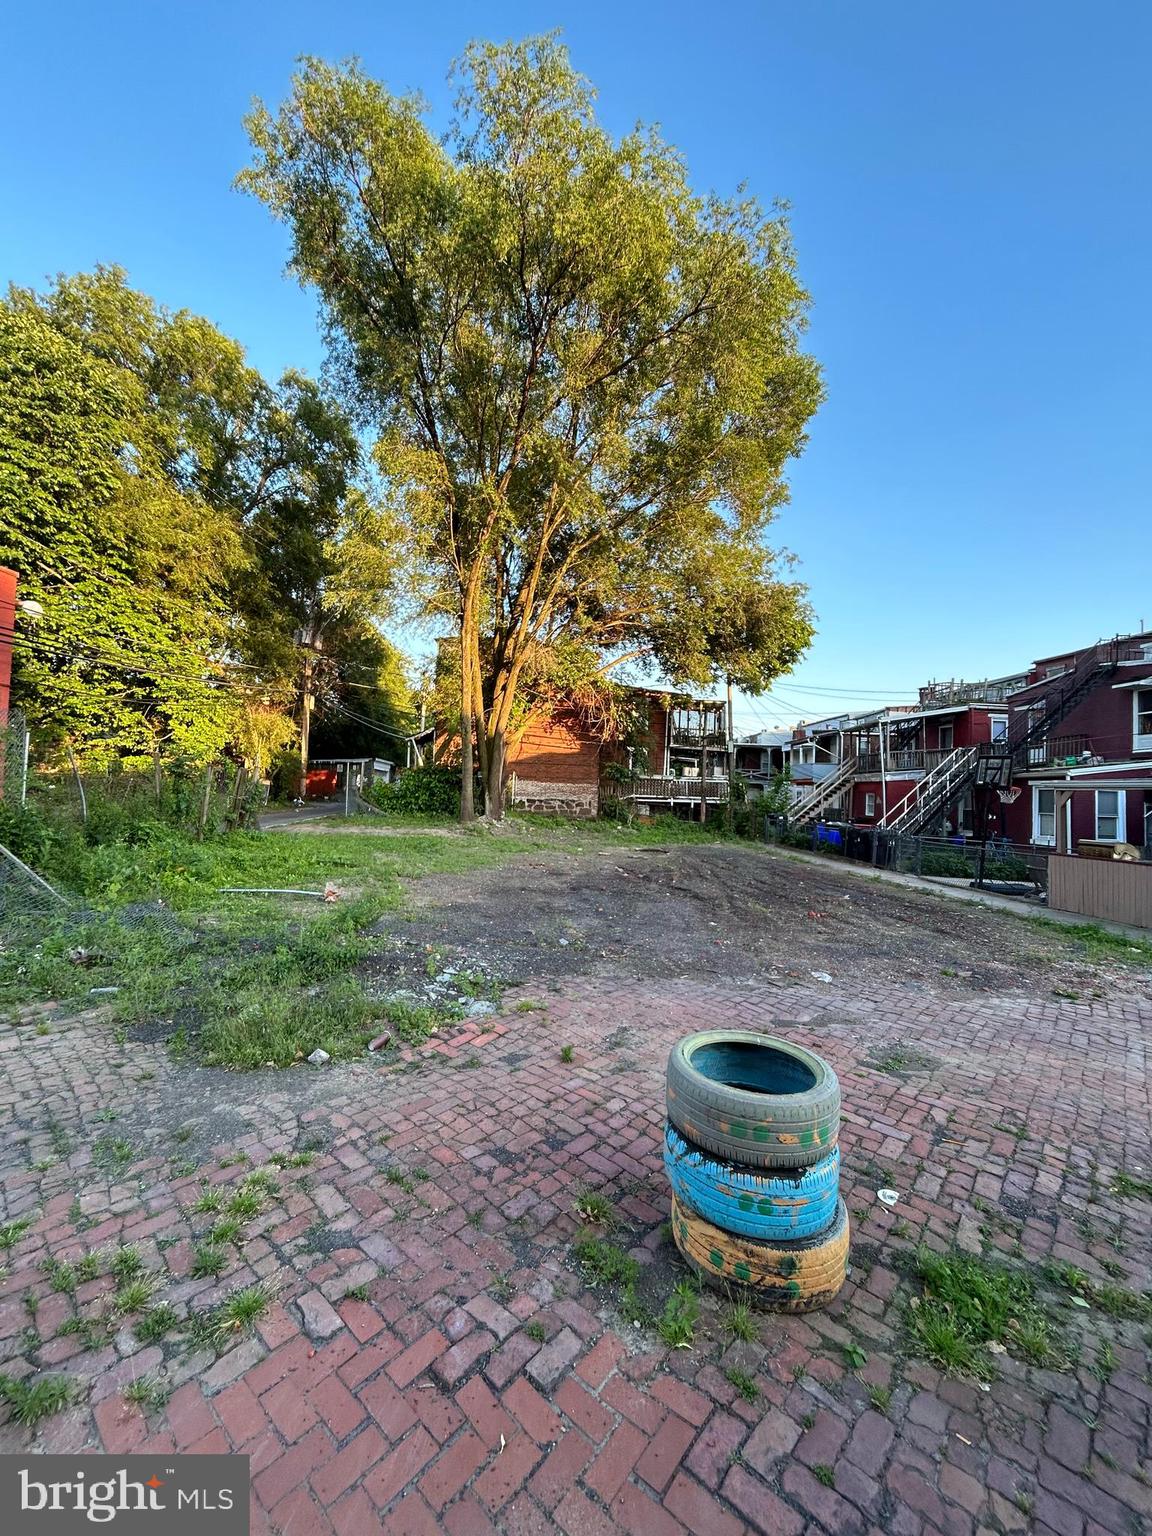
[671,1190,849,1311]
[663,1122,840,1241]
[666,1032,840,1170]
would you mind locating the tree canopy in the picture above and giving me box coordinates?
[240,34,822,819]
[0,267,407,771]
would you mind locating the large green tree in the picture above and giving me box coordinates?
[0,292,242,761]
[1,268,404,773]
[241,35,822,821]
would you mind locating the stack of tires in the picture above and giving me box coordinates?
[664,1031,848,1313]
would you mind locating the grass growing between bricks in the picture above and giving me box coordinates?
[907,1248,1067,1379]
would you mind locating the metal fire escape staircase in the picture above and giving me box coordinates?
[880,641,1121,836]
[788,756,856,822]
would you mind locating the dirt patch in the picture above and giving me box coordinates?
[366,841,1149,999]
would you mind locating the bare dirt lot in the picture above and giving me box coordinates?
[367,839,1150,1001]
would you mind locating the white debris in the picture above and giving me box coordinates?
[876,1189,900,1206]
[307,1048,331,1065]
[810,971,833,983]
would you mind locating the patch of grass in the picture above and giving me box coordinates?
[41,1259,76,1294]
[384,1168,415,1194]
[559,1045,575,1064]
[113,1276,157,1314]
[192,1189,224,1215]
[134,1304,180,1344]
[57,1317,109,1350]
[92,1136,134,1171]
[108,1245,143,1284]
[725,1367,759,1402]
[344,1283,370,1302]
[524,1321,547,1342]
[190,1243,228,1279]
[0,1216,34,1252]
[813,1465,836,1488]
[73,1252,100,1284]
[573,1190,614,1226]
[1093,1339,1116,1382]
[123,1373,170,1410]
[844,1344,868,1370]
[209,1218,244,1247]
[515,1000,544,1013]
[212,1282,274,1339]
[909,1248,1056,1378]
[226,1188,265,1220]
[0,1373,75,1425]
[867,1384,891,1414]
[725,1302,757,1343]
[657,1283,700,1349]
[572,1239,639,1291]
[1043,1261,1152,1322]
[1112,1171,1152,1200]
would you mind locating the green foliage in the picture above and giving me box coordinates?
[0,1374,75,1426]
[909,1249,1058,1378]
[240,37,821,817]
[363,765,461,818]
[657,1282,700,1349]
[725,1367,759,1402]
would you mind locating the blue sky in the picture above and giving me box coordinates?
[3,1,1149,733]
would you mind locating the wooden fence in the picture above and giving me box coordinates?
[1047,853,1152,929]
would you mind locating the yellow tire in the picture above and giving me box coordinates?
[671,1191,849,1312]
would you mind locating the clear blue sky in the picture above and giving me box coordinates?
[3,1,1149,733]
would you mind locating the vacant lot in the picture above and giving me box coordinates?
[1,822,1150,1535]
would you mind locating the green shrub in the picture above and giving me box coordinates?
[363,765,460,818]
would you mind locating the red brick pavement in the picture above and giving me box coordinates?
[2,970,1151,1533]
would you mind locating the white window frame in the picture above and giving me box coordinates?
[1032,786,1071,848]
[989,714,1008,742]
[1134,688,1152,753]
[1033,786,1056,846]
[938,723,954,751]
[1094,789,1126,844]
[864,792,877,818]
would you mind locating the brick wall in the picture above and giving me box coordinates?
[508,711,601,817]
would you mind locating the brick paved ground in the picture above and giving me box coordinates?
[2,954,1151,1532]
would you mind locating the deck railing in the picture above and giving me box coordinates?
[627,775,731,802]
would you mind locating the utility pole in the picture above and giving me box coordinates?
[297,627,323,797]
[726,677,735,830]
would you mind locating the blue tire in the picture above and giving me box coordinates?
[663,1122,840,1241]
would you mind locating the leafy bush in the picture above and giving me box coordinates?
[0,800,56,863]
[363,765,460,818]
[920,850,974,877]
[598,794,633,824]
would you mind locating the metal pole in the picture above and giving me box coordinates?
[344,764,351,816]
[878,714,889,825]
[20,723,29,807]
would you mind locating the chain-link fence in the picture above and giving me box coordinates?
[763,815,1049,894]
[0,708,29,807]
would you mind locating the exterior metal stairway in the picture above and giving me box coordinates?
[880,747,979,833]
[788,756,856,822]
[883,640,1123,836]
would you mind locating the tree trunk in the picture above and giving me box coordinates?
[485,729,507,821]
[458,614,476,824]
[299,651,314,799]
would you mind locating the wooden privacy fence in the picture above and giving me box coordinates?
[1047,853,1152,929]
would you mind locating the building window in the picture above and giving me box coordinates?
[1033,787,1056,846]
[1134,688,1152,752]
[989,714,1008,741]
[864,792,877,818]
[1094,790,1125,843]
[938,724,954,751]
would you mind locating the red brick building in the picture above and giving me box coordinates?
[412,687,731,819]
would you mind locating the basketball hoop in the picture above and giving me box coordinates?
[996,786,1022,804]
